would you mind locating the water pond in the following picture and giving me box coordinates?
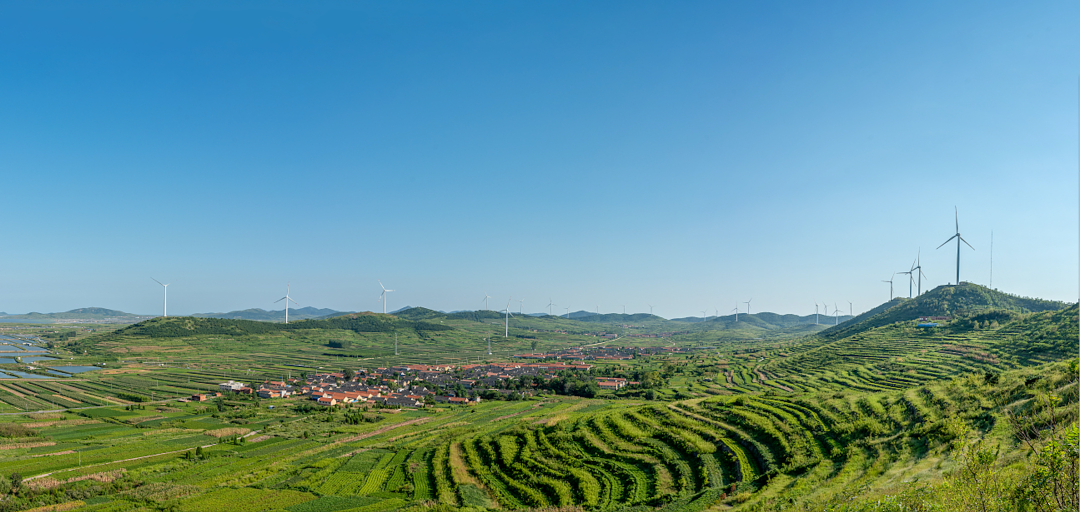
[0,370,53,379]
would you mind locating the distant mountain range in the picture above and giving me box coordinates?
[192,307,351,322]
[7,285,1065,328]
[0,307,154,323]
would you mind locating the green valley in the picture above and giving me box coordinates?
[0,283,1075,512]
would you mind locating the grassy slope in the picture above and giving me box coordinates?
[819,282,1069,340]
[8,286,1075,511]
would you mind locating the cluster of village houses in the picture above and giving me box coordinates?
[194,346,688,407]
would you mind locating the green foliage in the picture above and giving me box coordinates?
[95,313,451,340]
[821,282,1070,340]
[0,423,37,438]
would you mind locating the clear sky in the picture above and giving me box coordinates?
[1,1,1077,318]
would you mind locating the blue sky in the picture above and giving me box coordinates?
[1,1,1077,318]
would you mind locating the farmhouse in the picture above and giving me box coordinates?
[219,380,246,392]
[595,377,628,390]
[316,396,337,407]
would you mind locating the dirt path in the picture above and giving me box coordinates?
[0,384,25,397]
[449,442,480,485]
[51,394,81,405]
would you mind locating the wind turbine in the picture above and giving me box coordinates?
[596,304,599,316]
[936,206,974,285]
[275,284,299,324]
[481,293,492,311]
[518,298,524,315]
[911,249,928,296]
[882,274,895,300]
[700,310,707,323]
[732,304,739,322]
[151,278,170,317]
[744,298,753,315]
[648,304,654,315]
[378,281,395,314]
[897,267,914,298]
[503,298,514,337]
[834,304,841,325]
[547,298,556,316]
[848,301,852,317]
[814,301,819,325]
[564,306,570,319]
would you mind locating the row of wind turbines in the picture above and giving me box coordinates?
[152,207,976,327]
[150,280,303,323]
[882,207,977,301]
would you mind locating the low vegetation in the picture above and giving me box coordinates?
[0,283,1073,511]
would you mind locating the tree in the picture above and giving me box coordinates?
[344,368,355,381]
[531,339,540,352]
[194,446,204,459]
[642,371,664,389]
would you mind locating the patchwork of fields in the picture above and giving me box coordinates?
[0,285,1075,511]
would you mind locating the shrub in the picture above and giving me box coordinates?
[0,423,37,438]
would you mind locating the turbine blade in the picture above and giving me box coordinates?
[151,278,163,286]
[379,280,386,291]
[960,236,975,250]
[274,297,286,303]
[936,234,958,249]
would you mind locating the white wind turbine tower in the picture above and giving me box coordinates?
[503,298,514,337]
[648,304,654,315]
[547,298,556,316]
[378,281,395,314]
[882,274,895,301]
[275,284,299,324]
[481,293,492,311]
[518,298,524,315]
[151,278,170,317]
[744,298,753,315]
[564,306,570,319]
[732,303,739,322]
[700,310,708,323]
[814,301,819,325]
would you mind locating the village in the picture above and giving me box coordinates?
[194,345,690,408]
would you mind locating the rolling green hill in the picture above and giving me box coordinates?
[818,282,1069,340]
[90,313,452,340]
[193,307,349,322]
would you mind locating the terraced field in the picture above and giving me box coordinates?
[0,288,1074,511]
[435,359,1075,510]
